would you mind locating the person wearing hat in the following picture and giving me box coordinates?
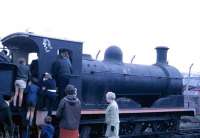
[56,84,81,138]
[51,49,72,100]
[105,92,120,138]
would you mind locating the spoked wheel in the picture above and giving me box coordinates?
[152,120,179,133]
[134,122,160,135]
[165,120,180,131]
[132,123,144,135]
[152,121,166,132]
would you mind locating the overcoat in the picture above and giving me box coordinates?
[105,100,120,138]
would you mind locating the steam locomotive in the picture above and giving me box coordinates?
[0,32,194,137]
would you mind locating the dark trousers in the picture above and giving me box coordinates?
[57,76,69,100]
[0,107,13,136]
[38,89,45,109]
[45,92,57,116]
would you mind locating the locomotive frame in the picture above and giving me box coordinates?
[0,32,195,137]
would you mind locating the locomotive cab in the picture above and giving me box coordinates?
[1,32,83,99]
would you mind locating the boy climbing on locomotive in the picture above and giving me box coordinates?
[13,58,29,108]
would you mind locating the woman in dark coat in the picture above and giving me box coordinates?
[56,84,81,138]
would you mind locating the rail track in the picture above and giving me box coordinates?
[104,128,200,138]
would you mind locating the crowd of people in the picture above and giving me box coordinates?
[0,48,120,138]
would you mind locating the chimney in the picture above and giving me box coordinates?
[155,46,169,64]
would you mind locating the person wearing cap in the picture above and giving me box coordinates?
[42,72,57,115]
[105,92,120,138]
[51,49,72,99]
[56,84,81,138]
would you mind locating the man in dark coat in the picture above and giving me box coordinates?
[51,49,72,99]
[30,59,39,80]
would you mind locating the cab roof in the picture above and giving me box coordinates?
[1,32,82,53]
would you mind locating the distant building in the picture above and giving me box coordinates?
[183,73,200,88]
[182,73,200,114]
[182,73,200,95]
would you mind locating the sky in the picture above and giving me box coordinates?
[0,0,200,73]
